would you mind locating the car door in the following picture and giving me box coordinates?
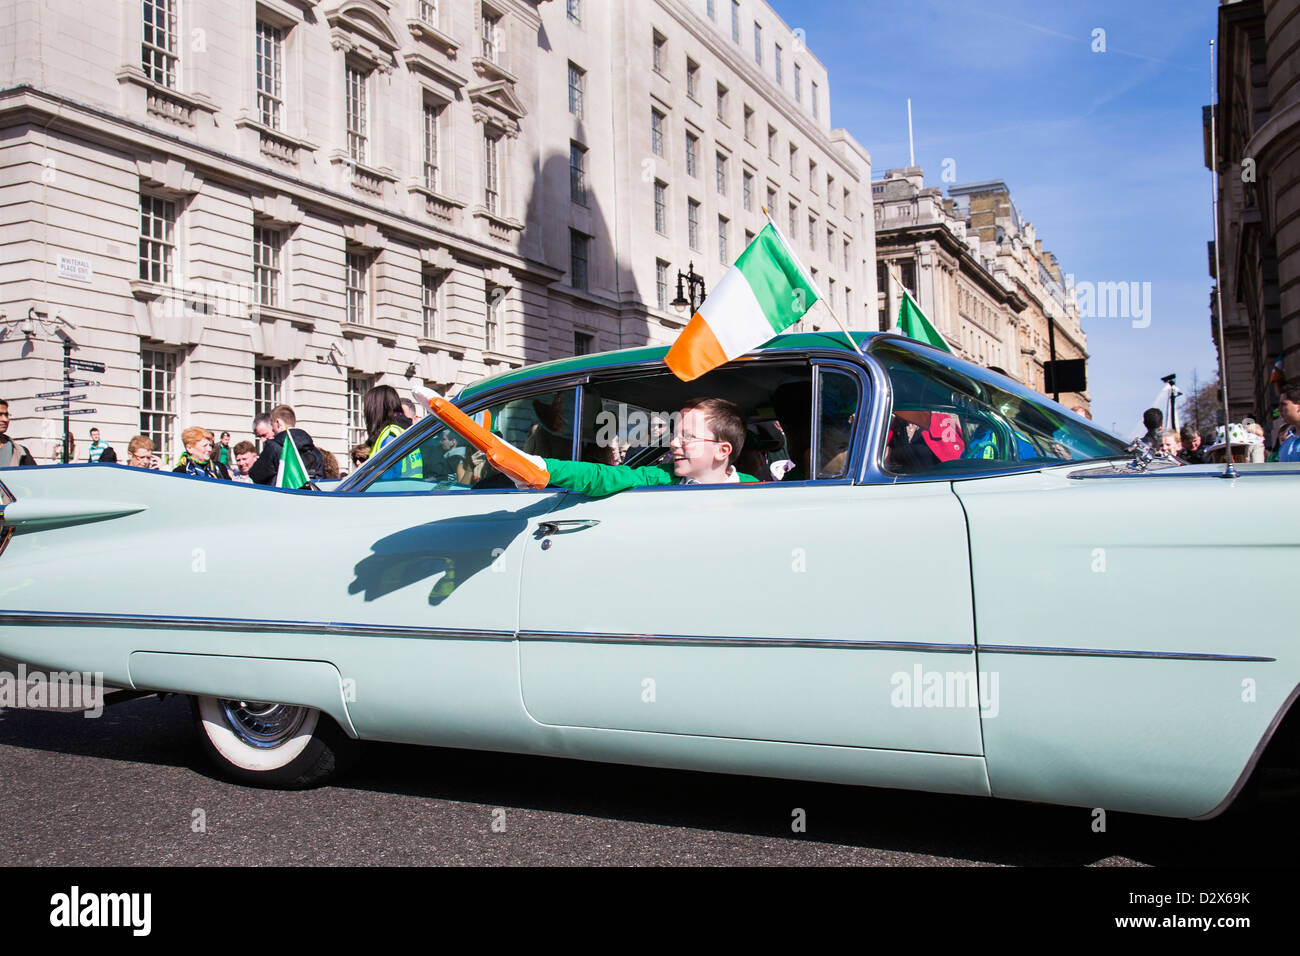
[516,362,984,755]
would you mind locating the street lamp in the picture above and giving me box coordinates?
[1161,373,1179,433]
[1,308,79,463]
[670,263,706,316]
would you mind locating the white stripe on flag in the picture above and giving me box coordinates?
[696,266,776,359]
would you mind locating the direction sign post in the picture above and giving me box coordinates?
[65,408,98,417]
[67,359,106,374]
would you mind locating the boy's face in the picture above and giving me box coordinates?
[235,450,257,474]
[669,407,731,481]
[1280,396,1300,427]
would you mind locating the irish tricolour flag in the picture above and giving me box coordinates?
[276,431,309,489]
[666,223,818,381]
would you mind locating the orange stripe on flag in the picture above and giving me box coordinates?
[665,313,728,382]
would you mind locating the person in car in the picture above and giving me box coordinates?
[511,397,757,498]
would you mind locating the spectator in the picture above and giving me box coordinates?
[1179,425,1205,464]
[401,397,422,422]
[364,385,419,480]
[350,443,371,471]
[126,435,161,469]
[173,426,230,480]
[248,405,324,486]
[1156,428,1182,461]
[214,431,234,470]
[1276,385,1300,462]
[321,449,341,480]
[230,440,258,483]
[1070,405,1092,420]
[1141,408,1163,448]
[423,430,468,483]
[98,443,118,464]
[0,399,37,467]
[252,413,274,444]
[86,427,109,462]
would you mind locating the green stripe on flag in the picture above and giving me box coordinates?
[735,224,818,334]
[898,291,952,353]
[276,432,309,489]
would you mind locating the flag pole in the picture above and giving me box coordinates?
[760,206,866,359]
[1208,39,1237,478]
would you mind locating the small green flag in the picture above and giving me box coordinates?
[276,432,309,489]
[897,290,952,353]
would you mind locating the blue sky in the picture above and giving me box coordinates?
[766,0,1221,435]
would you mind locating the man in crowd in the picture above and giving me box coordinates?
[0,399,37,467]
[1278,385,1300,462]
[1141,408,1163,448]
[86,427,109,462]
[248,405,325,486]
[230,440,258,483]
[215,431,234,470]
[1179,425,1205,464]
[126,435,160,468]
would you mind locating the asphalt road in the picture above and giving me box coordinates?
[0,694,1294,866]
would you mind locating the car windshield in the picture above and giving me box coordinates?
[873,339,1129,476]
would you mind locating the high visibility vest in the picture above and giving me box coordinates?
[370,424,422,479]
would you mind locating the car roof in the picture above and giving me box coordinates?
[456,330,884,401]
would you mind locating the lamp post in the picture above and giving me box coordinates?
[1161,373,1178,434]
[670,262,706,316]
[1,308,79,463]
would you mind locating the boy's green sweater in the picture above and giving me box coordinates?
[541,458,757,499]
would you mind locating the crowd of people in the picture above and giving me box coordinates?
[0,386,429,487]
[1138,383,1300,464]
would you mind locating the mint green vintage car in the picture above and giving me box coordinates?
[1,332,1297,818]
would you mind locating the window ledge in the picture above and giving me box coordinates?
[340,321,397,344]
[329,152,398,196]
[117,67,217,127]
[482,349,521,368]
[129,279,173,301]
[417,336,465,357]
[249,304,315,330]
[472,56,516,85]
[472,205,524,241]
[407,19,459,56]
[234,115,318,162]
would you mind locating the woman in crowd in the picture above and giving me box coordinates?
[127,435,161,469]
[364,385,420,480]
[173,427,231,479]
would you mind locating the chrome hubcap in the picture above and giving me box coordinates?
[218,699,308,748]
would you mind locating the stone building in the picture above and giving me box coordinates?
[1208,0,1300,423]
[0,0,875,465]
[873,167,1090,412]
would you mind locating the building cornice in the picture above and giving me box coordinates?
[0,85,558,286]
[875,221,1024,311]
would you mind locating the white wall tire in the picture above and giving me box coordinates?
[192,696,357,789]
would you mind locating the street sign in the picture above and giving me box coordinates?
[35,392,87,402]
[67,359,106,373]
[65,408,97,416]
[63,379,99,389]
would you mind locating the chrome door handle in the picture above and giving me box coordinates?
[536,519,601,537]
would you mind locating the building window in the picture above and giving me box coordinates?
[570,229,589,291]
[828,277,835,311]
[900,260,917,295]
[139,193,176,285]
[716,82,728,123]
[423,101,442,191]
[345,251,370,325]
[788,142,798,176]
[574,331,593,355]
[744,228,755,247]
[652,30,666,73]
[253,226,283,307]
[686,131,698,177]
[345,64,368,163]
[766,185,776,212]
[743,104,754,142]
[253,361,286,419]
[651,108,665,157]
[255,20,283,130]
[688,198,700,250]
[715,152,727,196]
[718,215,729,265]
[483,131,500,214]
[419,1,438,26]
[569,141,587,205]
[844,238,851,271]
[767,124,777,160]
[346,374,372,450]
[481,7,502,62]
[484,284,503,351]
[742,170,753,211]
[706,0,715,21]
[811,80,819,119]
[774,43,782,84]
[140,347,177,463]
[142,0,178,88]
[656,258,669,310]
[753,23,762,66]
[731,1,740,42]
[567,61,585,118]
[843,187,851,214]
[686,58,700,99]
[827,175,835,207]
[654,180,668,234]
[809,159,818,191]
[794,62,802,102]
[808,215,816,250]
[422,268,442,339]
[566,0,581,25]
[788,202,797,239]
[827,226,834,255]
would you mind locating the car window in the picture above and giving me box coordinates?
[356,387,579,493]
[874,340,1129,476]
[816,369,858,479]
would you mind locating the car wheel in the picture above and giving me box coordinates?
[191,695,358,789]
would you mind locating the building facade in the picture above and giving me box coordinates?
[0,0,875,465]
[873,167,1090,413]
[1209,0,1300,423]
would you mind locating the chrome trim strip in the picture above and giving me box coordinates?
[519,631,974,652]
[980,643,1274,662]
[0,609,513,641]
[1069,468,1300,479]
